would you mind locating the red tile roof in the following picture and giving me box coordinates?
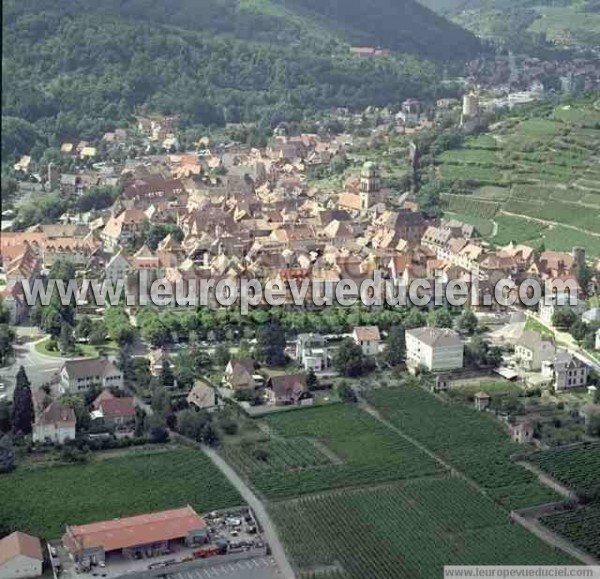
[63,506,206,554]
[97,397,136,419]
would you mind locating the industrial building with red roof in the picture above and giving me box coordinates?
[62,506,208,564]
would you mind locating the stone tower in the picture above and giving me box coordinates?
[360,161,380,210]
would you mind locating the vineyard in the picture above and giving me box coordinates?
[364,386,560,510]
[271,479,574,578]
[433,99,600,256]
[223,404,442,499]
[540,505,600,559]
[527,443,600,499]
[441,194,499,219]
[0,448,241,538]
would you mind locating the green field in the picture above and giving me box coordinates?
[364,385,561,510]
[223,404,442,499]
[434,101,600,256]
[540,505,600,559]
[272,479,574,579]
[527,443,600,499]
[529,5,600,47]
[0,448,241,538]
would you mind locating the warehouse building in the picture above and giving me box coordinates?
[62,506,208,567]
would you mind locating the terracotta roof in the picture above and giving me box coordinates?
[63,506,206,554]
[92,389,116,410]
[97,397,135,419]
[353,326,381,342]
[36,401,76,428]
[0,531,43,566]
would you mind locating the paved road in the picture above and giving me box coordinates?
[0,339,64,397]
[201,447,295,579]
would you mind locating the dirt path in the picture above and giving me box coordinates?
[516,461,576,500]
[202,446,296,579]
[357,396,595,566]
[512,512,599,566]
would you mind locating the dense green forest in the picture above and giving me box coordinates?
[1,0,480,162]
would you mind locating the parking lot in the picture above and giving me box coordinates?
[169,557,282,579]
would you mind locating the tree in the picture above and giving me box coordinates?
[404,308,426,329]
[12,366,34,435]
[118,344,135,381]
[465,337,503,368]
[256,321,287,366]
[333,338,373,377]
[58,323,75,355]
[160,360,175,389]
[569,320,588,344]
[0,324,16,366]
[213,344,231,367]
[0,400,12,433]
[306,368,319,391]
[338,383,358,403]
[428,307,454,329]
[89,322,108,346]
[552,309,578,331]
[384,325,406,366]
[75,316,94,341]
[456,310,478,335]
[146,415,169,443]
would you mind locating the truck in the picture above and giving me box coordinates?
[193,546,224,559]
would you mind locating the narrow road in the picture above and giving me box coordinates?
[202,446,296,579]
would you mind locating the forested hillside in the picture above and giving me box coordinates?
[1,0,480,162]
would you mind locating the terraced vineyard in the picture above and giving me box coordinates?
[540,505,600,559]
[223,404,442,499]
[528,443,600,499]
[364,386,560,510]
[434,99,600,256]
[272,479,574,578]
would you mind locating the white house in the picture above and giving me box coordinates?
[352,326,381,356]
[542,351,589,391]
[296,334,329,371]
[32,401,76,444]
[0,532,44,579]
[515,330,556,371]
[596,328,600,351]
[60,358,123,394]
[405,327,464,372]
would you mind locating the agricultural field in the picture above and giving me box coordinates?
[527,443,600,499]
[364,385,561,510]
[0,448,241,539]
[271,479,575,578]
[223,404,442,499]
[540,505,600,559]
[433,100,600,256]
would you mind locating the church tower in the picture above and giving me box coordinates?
[360,162,380,210]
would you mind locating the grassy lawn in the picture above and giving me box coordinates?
[34,337,118,359]
[524,317,554,337]
[449,378,523,396]
[0,447,241,539]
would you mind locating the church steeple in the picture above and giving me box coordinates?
[360,161,380,210]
